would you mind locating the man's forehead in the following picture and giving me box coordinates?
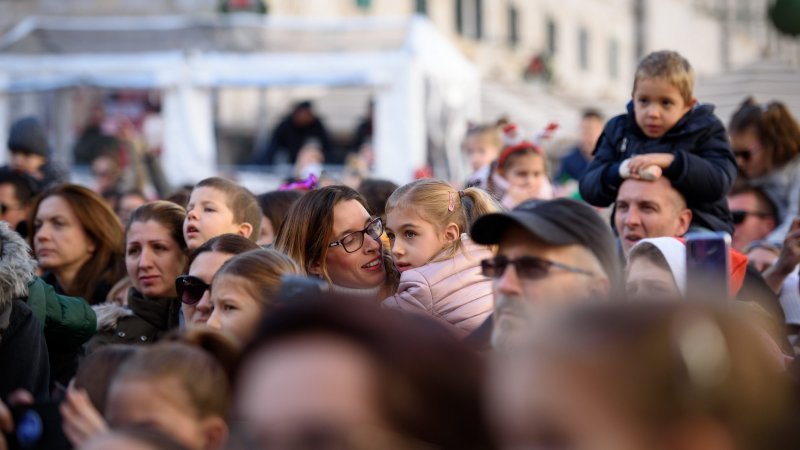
[617,179,679,205]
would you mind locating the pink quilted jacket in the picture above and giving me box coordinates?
[382,235,494,336]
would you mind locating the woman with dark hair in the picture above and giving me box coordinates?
[87,201,187,351]
[30,184,125,304]
[235,293,494,450]
[255,190,304,246]
[179,234,260,327]
[729,98,800,241]
[274,185,398,300]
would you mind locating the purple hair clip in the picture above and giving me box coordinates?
[280,173,318,191]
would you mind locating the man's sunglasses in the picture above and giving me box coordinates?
[731,210,770,225]
[175,275,211,305]
[480,255,594,280]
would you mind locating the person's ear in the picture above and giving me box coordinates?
[200,416,228,450]
[308,260,322,277]
[688,96,698,109]
[443,222,460,243]
[237,222,254,239]
[762,216,777,234]
[677,208,692,236]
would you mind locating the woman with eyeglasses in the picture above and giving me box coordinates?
[729,98,800,242]
[274,185,399,300]
[177,234,260,327]
[87,201,187,352]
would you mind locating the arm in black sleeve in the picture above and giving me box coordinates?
[662,120,737,203]
[579,119,625,207]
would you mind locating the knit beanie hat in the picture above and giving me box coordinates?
[7,117,49,157]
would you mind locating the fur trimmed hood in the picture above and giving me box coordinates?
[0,221,37,312]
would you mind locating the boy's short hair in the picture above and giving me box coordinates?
[194,177,262,242]
[633,50,694,104]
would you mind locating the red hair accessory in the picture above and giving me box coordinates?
[497,123,543,169]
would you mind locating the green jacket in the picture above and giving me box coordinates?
[27,277,96,342]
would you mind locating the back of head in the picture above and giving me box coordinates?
[80,425,191,450]
[195,177,261,242]
[507,301,792,450]
[634,50,694,103]
[730,97,800,170]
[357,178,399,220]
[256,190,304,233]
[127,201,187,252]
[7,116,49,157]
[74,345,140,414]
[114,340,231,419]
[238,292,493,450]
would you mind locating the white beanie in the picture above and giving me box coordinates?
[629,237,687,296]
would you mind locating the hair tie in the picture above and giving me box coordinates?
[448,191,456,212]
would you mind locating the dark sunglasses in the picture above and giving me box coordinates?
[481,255,594,280]
[731,210,770,225]
[175,275,211,305]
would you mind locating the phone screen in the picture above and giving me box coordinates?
[685,232,731,302]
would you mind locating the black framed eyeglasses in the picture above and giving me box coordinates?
[731,210,770,225]
[175,275,211,305]
[481,255,595,280]
[328,217,384,253]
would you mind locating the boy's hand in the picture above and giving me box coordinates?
[627,153,675,175]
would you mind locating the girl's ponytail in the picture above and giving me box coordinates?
[461,187,502,230]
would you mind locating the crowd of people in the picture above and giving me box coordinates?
[1,49,799,450]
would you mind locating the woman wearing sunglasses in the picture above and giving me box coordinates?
[275,185,399,300]
[729,98,800,242]
[177,234,260,326]
[88,201,187,352]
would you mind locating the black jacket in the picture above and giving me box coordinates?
[85,288,181,354]
[0,300,50,401]
[579,102,736,234]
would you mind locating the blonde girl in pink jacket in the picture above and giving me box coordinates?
[382,179,501,336]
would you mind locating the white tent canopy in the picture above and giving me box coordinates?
[0,15,480,186]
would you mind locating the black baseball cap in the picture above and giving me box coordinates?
[471,198,621,284]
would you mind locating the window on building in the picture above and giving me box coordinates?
[608,38,619,79]
[415,0,427,15]
[456,0,483,40]
[578,27,589,71]
[508,5,519,47]
[546,18,557,56]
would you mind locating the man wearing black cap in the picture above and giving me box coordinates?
[5,116,68,191]
[470,198,621,348]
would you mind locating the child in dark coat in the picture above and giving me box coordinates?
[579,50,736,233]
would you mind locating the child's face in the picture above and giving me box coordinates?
[386,208,448,272]
[106,377,211,450]
[184,186,240,251]
[633,78,695,138]
[501,153,548,192]
[207,274,262,344]
[464,134,499,171]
